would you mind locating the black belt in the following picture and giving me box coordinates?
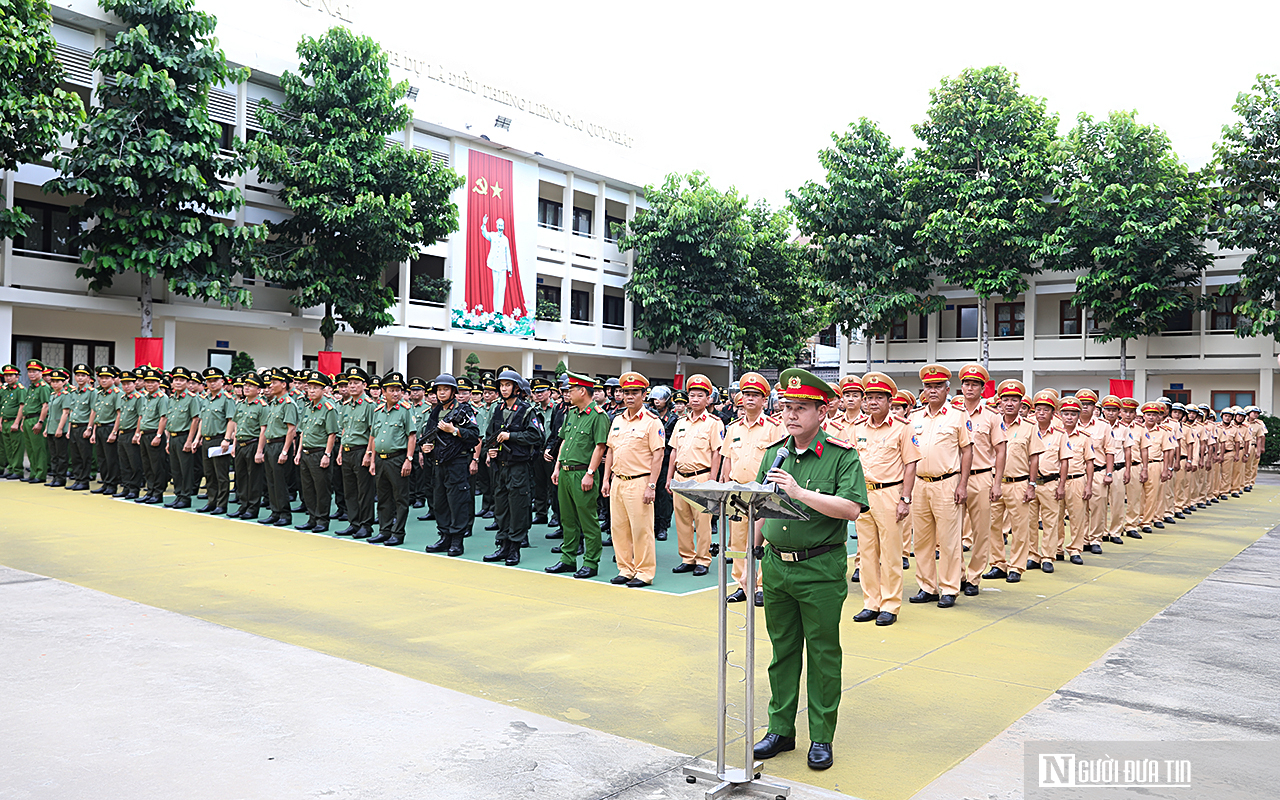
[1038,473,1060,483]
[615,473,650,481]
[919,471,958,483]
[236,439,256,445]
[377,449,407,460]
[676,467,711,478]
[1179,456,1188,460]
[561,463,589,471]
[267,437,285,444]
[303,447,326,454]
[970,467,993,476]
[866,479,903,491]
[343,443,366,452]
[1065,472,1085,480]
[771,543,839,563]
[202,435,218,441]
[1003,474,1030,483]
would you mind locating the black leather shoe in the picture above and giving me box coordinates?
[483,547,509,562]
[545,530,564,540]
[545,562,575,574]
[144,494,163,504]
[310,523,328,533]
[295,520,316,530]
[532,514,548,525]
[573,567,598,579]
[272,517,291,526]
[726,588,748,603]
[382,534,402,546]
[1174,512,1185,519]
[672,562,695,573]
[335,525,358,536]
[480,509,494,519]
[875,612,896,626]
[1089,544,1102,555]
[368,531,392,544]
[1070,554,1084,565]
[753,733,795,760]
[1141,526,1152,533]
[206,506,224,516]
[417,512,435,521]
[656,530,668,541]
[1006,571,1021,583]
[112,489,129,498]
[754,590,764,607]
[123,492,138,500]
[807,742,833,770]
[134,494,150,503]
[1127,530,1143,539]
[1153,521,1165,529]
[853,609,879,623]
[1027,558,1039,571]
[171,499,191,509]
[850,568,860,583]
[91,485,107,494]
[610,575,630,584]
[335,513,347,522]
[424,536,449,552]
[551,545,563,554]
[902,556,910,570]
[351,527,372,540]
[982,567,1008,580]
[484,521,499,531]
[908,590,940,604]
[291,504,306,513]
[1110,536,1125,545]
[962,582,980,597]
[1164,516,1176,524]
[626,578,650,588]
[258,515,279,525]
[412,499,424,509]
[937,594,956,608]
[1041,561,1054,573]
[1055,553,1065,561]
[692,565,708,576]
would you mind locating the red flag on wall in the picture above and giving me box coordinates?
[1110,379,1134,399]
[317,351,342,377]
[464,151,528,318]
[135,337,164,369]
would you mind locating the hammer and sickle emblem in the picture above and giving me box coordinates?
[473,177,489,195]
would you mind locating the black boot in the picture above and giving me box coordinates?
[425,535,450,553]
[505,541,522,566]
[447,535,465,557]
[483,542,510,562]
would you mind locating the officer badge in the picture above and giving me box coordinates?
[788,376,801,389]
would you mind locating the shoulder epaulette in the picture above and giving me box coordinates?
[825,437,854,449]
[766,434,790,448]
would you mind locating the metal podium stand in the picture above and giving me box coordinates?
[670,480,809,800]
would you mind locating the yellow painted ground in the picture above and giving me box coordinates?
[2,483,1276,800]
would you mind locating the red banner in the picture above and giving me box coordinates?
[464,151,527,318]
[983,379,996,398]
[1110,379,1135,399]
[135,337,164,369]
[317,351,342,377]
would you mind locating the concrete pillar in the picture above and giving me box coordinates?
[162,318,177,370]
[561,173,574,326]
[0,303,12,366]
[520,350,534,377]
[1135,367,1149,401]
[594,180,606,259]
[1259,367,1274,415]
[288,329,304,370]
[620,358,633,375]
[441,341,455,376]
[399,258,411,324]
[593,282,604,347]
[624,190,636,350]
[925,307,939,364]
[0,170,13,287]
[560,353,570,373]
[393,338,408,373]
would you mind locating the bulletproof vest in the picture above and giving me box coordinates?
[492,401,537,463]
[428,402,475,463]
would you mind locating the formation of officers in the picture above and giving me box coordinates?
[1,359,1267,605]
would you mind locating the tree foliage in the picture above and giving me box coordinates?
[1215,74,1280,339]
[789,118,940,363]
[0,0,85,239]
[239,27,462,350]
[619,172,752,368]
[906,66,1057,365]
[1043,110,1212,378]
[45,0,258,330]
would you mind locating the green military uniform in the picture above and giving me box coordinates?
[116,381,144,496]
[138,378,171,500]
[20,366,52,483]
[89,375,122,492]
[44,380,70,486]
[338,382,376,536]
[370,378,415,542]
[65,371,95,487]
[754,368,868,749]
[232,387,268,517]
[260,380,300,525]
[162,375,201,504]
[296,383,339,529]
[1,367,26,478]
[550,373,611,573]
[197,379,237,513]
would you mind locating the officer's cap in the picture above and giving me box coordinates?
[919,364,951,384]
[343,366,369,383]
[618,372,649,390]
[957,363,989,384]
[382,372,405,389]
[778,368,835,404]
[530,377,553,391]
[306,372,331,387]
[685,374,714,395]
[861,372,897,396]
[202,366,226,381]
[738,372,769,395]
[407,376,427,390]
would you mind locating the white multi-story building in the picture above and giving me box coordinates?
[0,0,731,384]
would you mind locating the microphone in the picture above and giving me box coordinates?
[766,448,790,493]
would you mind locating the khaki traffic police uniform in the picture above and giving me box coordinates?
[606,395,665,585]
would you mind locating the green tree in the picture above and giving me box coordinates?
[905,66,1058,368]
[230,350,255,375]
[464,352,481,383]
[734,201,826,372]
[239,27,462,352]
[618,171,752,377]
[0,0,84,239]
[44,0,256,338]
[790,118,941,370]
[1043,110,1212,380]
[1215,74,1280,339]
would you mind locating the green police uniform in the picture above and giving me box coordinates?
[198,387,237,512]
[296,393,339,527]
[1,372,25,477]
[754,369,868,748]
[339,392,376,533]
[116,386,144,495]
[370,393,415,540]
[90,381,122,491]
[21,377,52,482]
[261,389,300,523]
[65,379,95,486]
[162,384,201,503]
[552,379,611,572]
[232,394,268,517]
[139,386,171,498]
[44,384,69,484]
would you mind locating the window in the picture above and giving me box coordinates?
[603,294,624,328]
[1211,294,1240,331]
[12,335,114,382]
[537,198,563,230]
[570,289,591,322]
[817,324,837,348]
[536,283,561,308]
[573,207,592,237]
[889,318,907,341]
[1166,389,1190,405]
[207,349,235,373]
[956,305,978,339]
[993,302,1024,337]
[1212,391,1254,411]
[12,201,80,259]
[1165,306,1194,333]
[1060,299,1080,336]
[604,214,625,242]
[919,314,929,341]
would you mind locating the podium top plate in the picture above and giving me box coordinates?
[670,480,809,520]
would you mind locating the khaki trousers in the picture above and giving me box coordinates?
[1124,463,1142,531]
[1248,455,1260,486]
[1062,476,1088,556]
[1031,481,1063,565]
[1085,470,1107,546]
[963,471,996,585]
[1105,473,1126,537]
[1161,465,1175,519]
[610,476,657,583]
[673,471,713,567]
[729,516,763,592]
[1141,463,1164,525]
[993,479,1034,574]
[1231,457,1245,493]
[855,486,905,614]
[911,474,963,595]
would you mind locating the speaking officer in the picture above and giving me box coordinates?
[956,364,1006,597]
[907,364,972,609]
[668,374,725,576]
[293,372,339,533]
[195,367,236,515]
[751,368,866,772]
[335,367,376,538]
[231,373,268,519]
[602,371,666,587]
[546,371,610,579]
[256,369,299,527]
[365,372,416,547]
[983,380,1042,583]
[87,366,123,496]
[719,372,784,604]
[850,372,918,626]
[483,370,545,566]
[422,373,480,555]
[135,368,170,503]
[1057,397,1096,564]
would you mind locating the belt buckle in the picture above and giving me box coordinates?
[379,453,387,459]
[779,550,798,562]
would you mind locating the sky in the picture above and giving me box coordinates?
[216,0,1280,208]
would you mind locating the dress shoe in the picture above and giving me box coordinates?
[692,565,708,576]
[295,520,316,530]
[480,509,495,519]
[655,530,667,541]
[963,544,971,552]
[545,530,564,539]
[1211,497,1219,503]
[335,512,347,522]
[1153,521,1164,529]
[310,523,328,533]
[601,536,613,547]
[1027,558,1039,571]
[753,733,795,759]
[124,492,138,500]
[351,527,373,540]
[1070,554,1084,565]
[551,545,563,554]
[1141,525,1152,533]
[335,525,358,536]
[134,494,150,503]
[1055,553,1065,561]
[1174,512,1185,520]
[875,611,897,626]
[258,515,279,525]
[368,531,392,544]
[1232,492,1241,498]
[626,578,649,588]
[91,485,107,494]
[902,556,911,570]
[424,536,449,552]
[545,562,575,574]
[290,504,305,513]
[381,534,402,546]
[112,489,129,498]
[937,594,956,608]
[573,567,597,579]
[144,494,163,504]
[754,590,764,607]
[412,499,424,508]
[962,582,980,597]
[198,493,208,500]
[1110,536,1125,545]
[725,588,748,603]
[484,521,499,531]
[1197,502,1208,509]
[852,608,879,623]
[672,562,695,574]
[272,517,291,526]
[417,512,435,521]
[908,590,940,604]
[850,568,860,584]
[1006,571,1021,583]
[807,742,833,770]
[982,567,1008,580]
[1089,544,1102,555]
[483,546,509,562]
[532,514,548,525]
[610,574,630,585]
[171,498,191,509]
[1041,561,1054,573]
[1164,516,1176,524]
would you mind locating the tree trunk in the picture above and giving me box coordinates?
[322,302,335,352]
[865,334,872,372]
[674,345,684,381]
[727,349,735,384]
[979,298,990,370]
[140,273,153,339]
[1120,337,1128,382]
